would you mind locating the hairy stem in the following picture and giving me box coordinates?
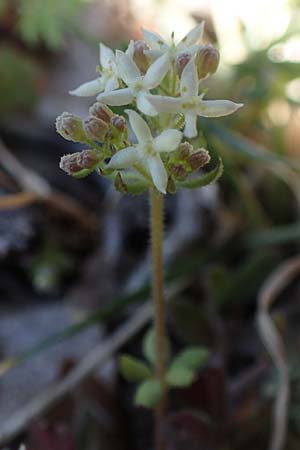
[150,188,167,450]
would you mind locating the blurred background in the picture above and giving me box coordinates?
[0,0,300,449]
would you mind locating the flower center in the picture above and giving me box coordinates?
[142,143,155,156]
[131,76,144,91]
[181,98,197,110]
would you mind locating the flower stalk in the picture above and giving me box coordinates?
[55,20,243,450]
[150,187,167,450]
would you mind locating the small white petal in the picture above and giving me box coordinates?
[147,154,168,194]
[136,92,158,116]
[184,113,198,138]
[104,76,119,92]
[145,94,183,113]
[97,88,133,105]
[108,146,139,169]
[180,58,198,97]
[143,53,170,89]
[177,22,205,50]
[125,40,135,58]
[116,50,140,84]
[69,78,103,96]
[144,49,164,61]
[125,109,152,142]
[197,100,244,117]
[141,28,167,50]
[153,129,182,153]
[177,44,202,57]
[100,43,115,68]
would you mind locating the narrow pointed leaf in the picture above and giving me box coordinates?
[177,157,223,189]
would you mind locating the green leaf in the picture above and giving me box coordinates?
[166,366,195,387]
[245,223,300,248]
[18,0,84,50]
[176,158,223,189]
[170,347,209,372]
[73,168,94,179]
[120,355,152,382]
[121,172,148,195]
[142,327,171,366]
[204,121,299,169]
[0,45,40,116]
[0,0,8,15]
[134,379,162,408]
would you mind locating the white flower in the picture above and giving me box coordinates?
[146,58,243,138]
[107,110,182,193]
[142,22,205,62]
[96,51,170,116]
[69,43,119,96]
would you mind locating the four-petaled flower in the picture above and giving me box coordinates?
[70,43,119,96]
[96,51,170,116]
[142,22,204,62]
[107,110,182,193]
[146,58,243,138]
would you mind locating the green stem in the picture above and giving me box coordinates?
[150,188,167,450]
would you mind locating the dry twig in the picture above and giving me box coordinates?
[0,137,97,230]
[0,302,152,445]
[257,256,300,450]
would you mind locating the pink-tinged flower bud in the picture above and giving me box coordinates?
[78,149,101,169]
[89,102,114,123]
[168,163,187,180]
[83,116,108,141]
[188,148,211,170]
[175,53,192,78]
[59,153,82,175]
[133,40,150,73]
[59,150,101,177]
[55,112,86,143]
[111,115,127,132]
[178,141,193,160]
[196,44,220,79]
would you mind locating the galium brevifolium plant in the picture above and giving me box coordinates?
[56,22,242,450]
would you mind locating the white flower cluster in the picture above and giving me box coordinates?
[66,23,242,194]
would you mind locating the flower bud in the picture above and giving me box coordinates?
[111,115,127,132]
[175,52,192,78]
[188,148,211,170]
[196,44,220,79]
[178,141,193,160]
[169,163,187,180]
[59,153,81,175]
[89,102,114,123]
[79,149,101,169]
[59,150,101,176]
[83,116,108,141]
[133,40,150,73]
[55,112,86,143]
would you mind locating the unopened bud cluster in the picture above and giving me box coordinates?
[167,142,211,186]
[175,44,219,80]
[56,103,128,179]
[59,149,101,178]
